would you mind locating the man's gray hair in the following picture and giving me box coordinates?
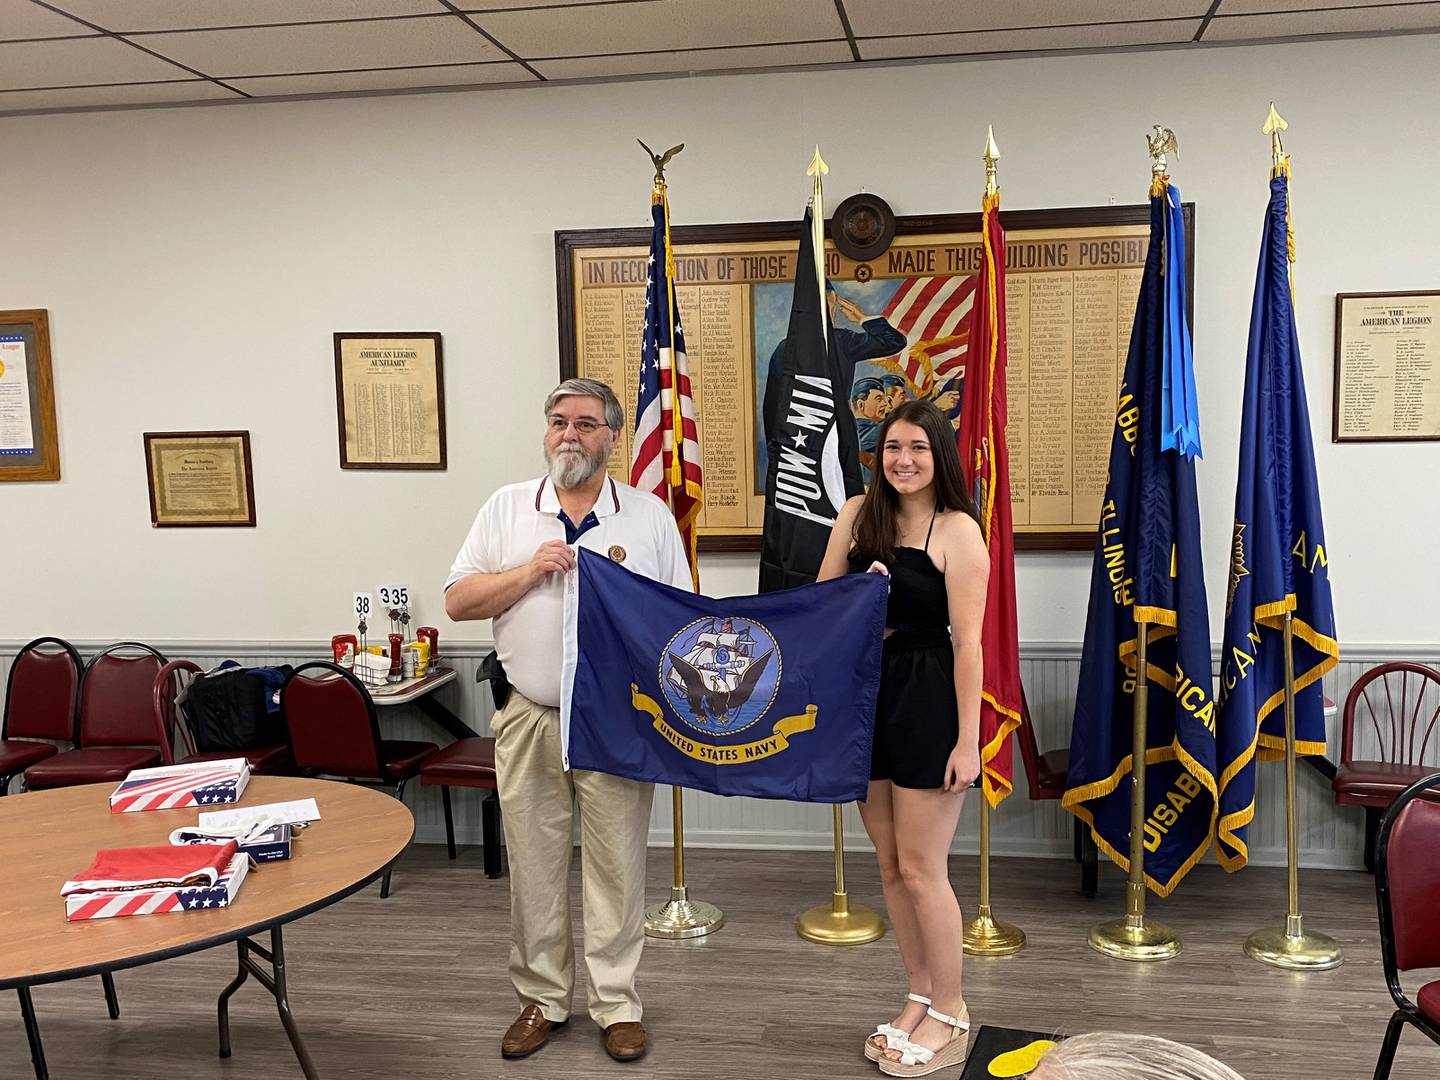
[545,378,624,433]
[1031,1033,1246,1080]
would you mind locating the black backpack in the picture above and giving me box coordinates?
[182,665,292,752]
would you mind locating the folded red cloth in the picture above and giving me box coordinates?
[61,840,240,896]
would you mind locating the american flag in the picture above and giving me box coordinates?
[109,763,248,812]
[630,186,702,588]
[875,275,979,396]
[65,853,249,921]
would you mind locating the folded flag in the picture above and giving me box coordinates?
[63,845,250,922]
[109,757,251,812]
[562,547,887,802]
[61,840,240,896]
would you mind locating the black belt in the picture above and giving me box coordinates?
[882,628,951,652]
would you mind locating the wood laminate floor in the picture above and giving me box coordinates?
[5,845,1435,1079]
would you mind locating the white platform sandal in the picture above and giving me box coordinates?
[863,994,931,1062]
[877,1004,971,1077]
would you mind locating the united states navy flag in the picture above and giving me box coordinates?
[1215,170,1339,871]
[561,548,886,802]
[1062,182,1219,897]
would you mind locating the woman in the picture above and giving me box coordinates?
[817,399,989,1077]
[1028,1033,1248,1080]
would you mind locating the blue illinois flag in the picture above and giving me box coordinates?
[1215,171,1339,870]
[1063,182,1219,897]
[562,548,887,802]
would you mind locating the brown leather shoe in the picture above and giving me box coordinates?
[603,1021,647,1062]
[501,1004,565,1059]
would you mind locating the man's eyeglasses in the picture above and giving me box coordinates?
[547,415,609,435]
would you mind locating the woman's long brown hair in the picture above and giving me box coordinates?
[851,399,976,564]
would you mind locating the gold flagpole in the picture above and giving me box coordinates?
[1089,128,1184,962]
[1243,106,1342,972]
[963,125,1024,958]
[794,145,883,947]
[636,138,723,941]
[1088,620,1182,960]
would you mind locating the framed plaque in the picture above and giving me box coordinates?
[0,308,61,482]
[1333,291,1440,442]
[557,204,1193,552]
[334,332,447,470]
[144,431,256,528]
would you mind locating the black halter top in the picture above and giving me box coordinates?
[847,508,949,633]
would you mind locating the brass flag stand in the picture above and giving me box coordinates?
[1088,623,1182,960]
[962,126,1024,958]
[1238,108,1341,972]
[792,145,883,947]
[797,804,886,945]
[635,138,723,942]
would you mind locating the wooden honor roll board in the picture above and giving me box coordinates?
[557,204,1194,552]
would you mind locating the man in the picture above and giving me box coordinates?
[1029,1032,1246,1080]
[444,378,691,1064]
[879,373,911,414]
[760,283,907,448]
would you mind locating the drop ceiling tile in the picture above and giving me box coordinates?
[475,0,843,57]
[134,14,501,76]
[0,0,94,40]
[844,0,1210,37]
[0,35,192,89]
[1205,3,1440,38]
[228,61,532,96]
[858,19,1202,60]
[462,0,638,8]
[0,79,238,112]
[42,1,449,32]
[534,40,852,79]
[1218,0,1428,12]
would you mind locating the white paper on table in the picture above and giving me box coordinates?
[199,798,321,832]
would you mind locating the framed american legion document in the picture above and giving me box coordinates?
[0,308,61,483]
[143,431,256,527]
[556,203,1193,552]
[334,332,447,469]
[1333,291,1440,442]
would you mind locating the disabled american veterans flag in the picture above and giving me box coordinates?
[561,548,887,802]
[1063,179,1220,896]
[955,186,1022,806]
[758,201,865,592]
[1215,166,1339,870]
[630,180,702,588]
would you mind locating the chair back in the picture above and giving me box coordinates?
[1011,688,1042,801]
[78,643,169,749]
[3,637,82,743]
[153,659,205,765]
[1376,772,1440,988]
[1341,662,1440,768]
[282,662,385,780]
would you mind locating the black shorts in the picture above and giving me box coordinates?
[869,629,958,790]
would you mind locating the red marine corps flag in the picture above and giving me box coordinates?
[955,130,1023,806]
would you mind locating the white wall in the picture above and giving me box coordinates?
[2,35,1439,648]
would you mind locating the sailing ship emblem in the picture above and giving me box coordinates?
[660,616,781,737]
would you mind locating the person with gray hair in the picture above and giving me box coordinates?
[1029,1032,1248,1080]
[445,377,692,1064]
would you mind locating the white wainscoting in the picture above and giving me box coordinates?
[5,638,1438,872]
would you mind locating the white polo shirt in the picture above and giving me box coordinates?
[445,474,692,707]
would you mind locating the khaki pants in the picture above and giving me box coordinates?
[492,688,654,1026]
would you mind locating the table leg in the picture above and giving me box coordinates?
[101,973,120,1019]
[215,927,319,1079]
[17,986,47,1079]
[415,694,479,741]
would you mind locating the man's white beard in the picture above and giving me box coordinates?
[546,441,606,489]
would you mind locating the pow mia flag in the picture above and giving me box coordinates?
[759,206,864,592]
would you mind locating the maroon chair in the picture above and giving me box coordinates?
[1013,688,1098,898]
[1371,771,1440,1080]
[1,637,82,795]
[23,643,169,791]
[420,738,502,878]
[1333,662,1440,871]
[281,662,437,897]
[153,660,293,774]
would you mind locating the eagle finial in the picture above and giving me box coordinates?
[1146,124,1179,177]
[637,139,685,185]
